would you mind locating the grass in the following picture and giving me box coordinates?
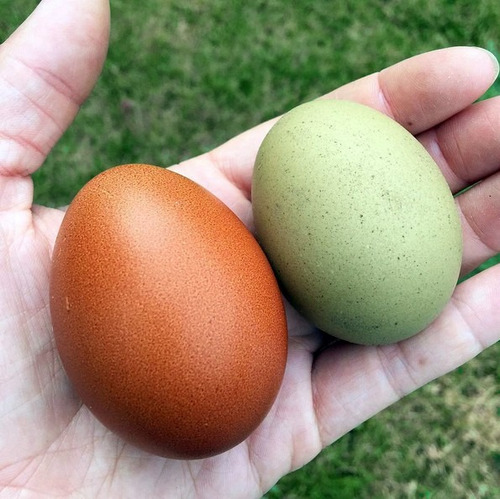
[2,1,499,497]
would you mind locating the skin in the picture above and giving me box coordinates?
[1,1,499,497]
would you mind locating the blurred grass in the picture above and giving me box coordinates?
[2,1,499,498]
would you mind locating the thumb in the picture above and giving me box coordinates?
[0,0,110,180]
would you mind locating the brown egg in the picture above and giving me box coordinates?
[50,164,288,459]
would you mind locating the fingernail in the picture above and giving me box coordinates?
[478,47,499,79]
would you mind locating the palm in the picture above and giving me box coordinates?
[2,199,318,497]
[1,1,499,498]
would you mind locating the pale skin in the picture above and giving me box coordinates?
[1,1,499,497]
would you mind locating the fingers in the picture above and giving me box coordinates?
[176,48,500,275]
[0,0,110,179]
[311,263,500,447]
[415,97,500,275]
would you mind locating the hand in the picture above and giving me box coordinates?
[1,1,499,497]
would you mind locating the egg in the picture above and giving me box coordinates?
[50,164,288,459]
[252,100,462,345]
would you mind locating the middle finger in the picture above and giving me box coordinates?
[418,96,500,194]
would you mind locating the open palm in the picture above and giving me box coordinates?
[1,1,499,497]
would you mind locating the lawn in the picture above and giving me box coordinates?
[2,1,499,497]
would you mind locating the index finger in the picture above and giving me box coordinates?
[325,46,499,135]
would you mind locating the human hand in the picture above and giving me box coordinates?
[1,0,499,497]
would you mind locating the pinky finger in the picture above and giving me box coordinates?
[311,264,500,447]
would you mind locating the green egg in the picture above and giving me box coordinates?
[252,100,462,345]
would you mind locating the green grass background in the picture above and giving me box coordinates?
[2,1,499,497]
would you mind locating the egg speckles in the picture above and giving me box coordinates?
[50,164,288,459]
[252,100,462,345]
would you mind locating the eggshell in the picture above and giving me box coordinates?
[252,100,462,345]
[50,164,288,459]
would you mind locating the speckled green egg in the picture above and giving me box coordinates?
[252,99,462,345]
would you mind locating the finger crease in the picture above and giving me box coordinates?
[458,200,500,254]
[425,128,464,191]
[376,343,419,401]
[376,71,397,121]
[0,129,46,164]
[450,294,489,352]
[13,55,83,109]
